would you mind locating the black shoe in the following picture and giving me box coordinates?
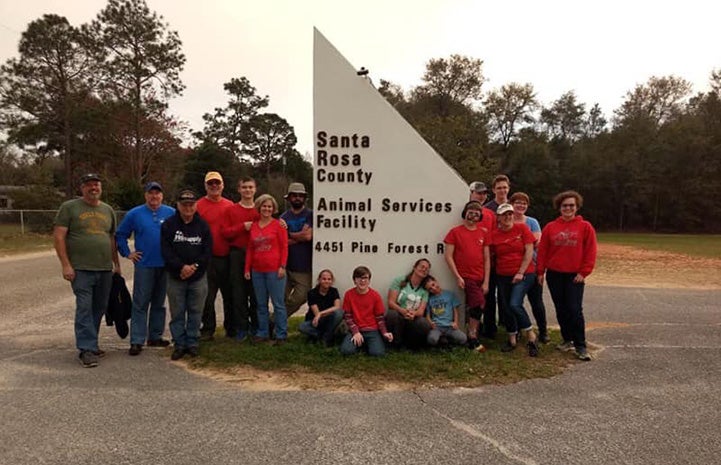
[147,339,170,347]
[527,341,539,357]
[185,346,199,357]
[93,349,106,358]
[171,347,185,360]
[500,342,517,353]
[128,344,142,356]
[78,350,98,368]
[538,333,551,344]
[467,337,479,349]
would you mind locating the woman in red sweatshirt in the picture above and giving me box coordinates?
[244,194,288,344]
[536,191,597,361]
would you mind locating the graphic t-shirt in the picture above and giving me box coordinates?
[427,290,460,328]
[54,199,116,271]
[389,275,428,310]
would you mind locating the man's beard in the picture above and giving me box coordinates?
[290,200,305,209]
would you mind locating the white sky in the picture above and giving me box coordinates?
[1,0,719,156]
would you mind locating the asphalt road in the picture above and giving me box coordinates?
[1,251,719,464]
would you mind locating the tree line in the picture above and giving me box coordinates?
[379,56,721,232]
[0,0,310,210]
[2,1,719,232]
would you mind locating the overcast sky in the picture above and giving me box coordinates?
[1,0,718,156]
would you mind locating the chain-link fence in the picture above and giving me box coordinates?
[0,210,128,235]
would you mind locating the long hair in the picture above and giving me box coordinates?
[399,258,430,289]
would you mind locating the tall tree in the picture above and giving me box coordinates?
[413,54,485,117]
[484,82,538,170]
[0,14,104,196]
[583,103,607,138]
[540,91,586,142]
[246,113,298,178]
[92,0,185,184]
[195,77,269,157]
[614,75,692,127]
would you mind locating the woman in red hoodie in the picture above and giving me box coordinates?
[536,191,597,361]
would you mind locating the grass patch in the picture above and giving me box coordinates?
[187,319,575,390]
[598,233,721,259]
[0,231,53,255]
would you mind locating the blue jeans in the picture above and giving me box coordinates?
[340,330,386,356]
[130,266,167,344]
[497,273,534,334]
[166,274,208,349]
[546,270,586,349]
[252,271,287,339]
[298,309,344,343]
[71,270,113,352]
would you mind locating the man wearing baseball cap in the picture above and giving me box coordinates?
[116,181,176,356]
[161,189,212,360]
[197,171,234,340]
[54,173,121,367]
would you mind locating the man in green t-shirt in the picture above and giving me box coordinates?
[54,173,121,368]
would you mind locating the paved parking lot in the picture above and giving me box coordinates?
[1,252,719,464]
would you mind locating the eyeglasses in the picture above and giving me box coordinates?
[206,180,221,186]
[561,203,576,209]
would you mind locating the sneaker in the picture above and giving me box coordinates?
[147,339,170,347]
[93,349,106,358]
[466,337,479,350]
[474,342,486,353]
[78,351,98,368]
[576,348,592,361]
[128,344,142,356]
[527,341,539,357]
[538,333,551,344]
[235,330,248,342]
[252,336,269,344]
[556,341,575,352]
[171,347,185,361]
[185,346,199,357]
[500,342,517,353]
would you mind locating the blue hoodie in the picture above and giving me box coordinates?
[116,204,176,268]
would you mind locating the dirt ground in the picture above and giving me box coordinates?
[591,243,721,290]
[189,243,721,390]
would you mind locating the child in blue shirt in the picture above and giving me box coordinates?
[424,276,468,347]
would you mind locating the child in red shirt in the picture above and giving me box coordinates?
[443,201,491,350]
[339,266,393,356]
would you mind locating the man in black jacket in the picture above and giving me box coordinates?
[161,189,212,360]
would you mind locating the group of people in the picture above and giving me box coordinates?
[54,170,596,368]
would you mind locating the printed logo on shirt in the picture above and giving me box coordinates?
[552,230,578,247]
[173,231,203,244]
[253,234,272,252]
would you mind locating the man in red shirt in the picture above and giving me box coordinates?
[197,171,234,340]
[222,177,260,341]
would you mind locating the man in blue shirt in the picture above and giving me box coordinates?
[280,182,313,317]
[116,182,176,356]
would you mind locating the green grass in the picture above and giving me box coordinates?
[598,233,721,259]
[0,224,53,255]
[188,319,574,390]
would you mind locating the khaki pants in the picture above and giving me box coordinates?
[284,270,312,317]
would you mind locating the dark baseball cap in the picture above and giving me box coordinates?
[79,173,102,184]
[177,189,198,204]
[144,181,163,192]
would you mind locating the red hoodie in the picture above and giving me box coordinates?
[536,215,597,277]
